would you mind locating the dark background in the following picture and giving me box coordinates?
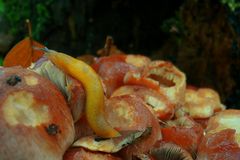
[0,0,239,108]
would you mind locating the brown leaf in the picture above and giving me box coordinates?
[3,37,45,67]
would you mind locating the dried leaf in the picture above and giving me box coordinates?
[3,37,44,67]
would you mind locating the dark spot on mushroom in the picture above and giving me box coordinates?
[142,127,152,137]
[121,142,131,147]
[94,137,110,142]
[45,124,60,136]
[6,75,21,86]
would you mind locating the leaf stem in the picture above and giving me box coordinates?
[26,19,33,58]
[26,19,32,39]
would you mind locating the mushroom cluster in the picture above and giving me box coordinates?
[0,40,239,160]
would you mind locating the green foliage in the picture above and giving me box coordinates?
[3,1,30,35]
[33,1,52,40]
[221,0,240,11]
[0,57,3,66]
[0,0,4,13]
[2,0,53,40]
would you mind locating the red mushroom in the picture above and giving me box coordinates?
[0,66,74,160]
[111,85,175,120]
[197,109,240,160]
[64,147,122,160]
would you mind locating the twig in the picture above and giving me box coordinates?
[26,19,32,39]
[104,36,114,56]
[26,19,34,57]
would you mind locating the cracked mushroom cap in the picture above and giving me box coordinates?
[196,109,240,160]
[0,66,74,160]
[111,85,175,120]
[178,87,225,119]
[124,60,186,109]
[205,109,240,145]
